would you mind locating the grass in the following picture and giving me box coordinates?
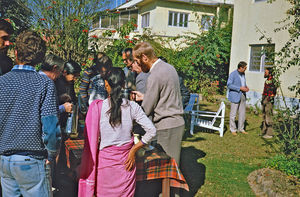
[180,99,279,196]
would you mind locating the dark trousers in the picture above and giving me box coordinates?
[262,96,274,136]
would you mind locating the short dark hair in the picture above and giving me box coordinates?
[237,61,247,69]
[95,52,112,72]
[41,54,65,71]
[64,60,81,74]
[15,31,46,66]
[122,48,133,61]
[265,67,274,75]
[0,19,14,35]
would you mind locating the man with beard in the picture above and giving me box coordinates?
[261,66,277,139]
[132,42,185,165]
[0,19,14,76]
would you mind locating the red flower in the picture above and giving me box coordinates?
[111,30,117,33]
[194,41,198,45]
[216,54,220,58]
[82,63,86,66]
[82,29,88,33]
[200,46,204,51]
[127,40,133,43]
[133,38,138,40]
[9,42,14,45]
[4,18,11,23]
[115,11,120,14]
[73,19,79,22]
[88,58,94,61]
[91,35,98,38]
[58,44,62,47]
[124,35,129,39]
[105,9,110,11]
[133,24,138,28]
[40,18,46,21]
[52,1,57,4]
[47,6,53,9]
[192,62,195,65]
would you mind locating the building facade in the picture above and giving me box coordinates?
[91,0,233,42]
[229,0,299,108]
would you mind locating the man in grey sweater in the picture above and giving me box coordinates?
[132,42,185,165]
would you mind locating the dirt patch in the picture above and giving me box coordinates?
[248,168,299,196]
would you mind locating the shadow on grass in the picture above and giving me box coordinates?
[180,146,206,197]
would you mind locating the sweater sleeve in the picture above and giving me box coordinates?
[141,75,160,117]
[79,69,91,107]
[131,101,156,144]
[41,81,61,161]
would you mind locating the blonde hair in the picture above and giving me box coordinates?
[133,42,156,59]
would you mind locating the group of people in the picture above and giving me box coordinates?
[0,17,279,197]
[227,61,277,139]
[0,18,186,197]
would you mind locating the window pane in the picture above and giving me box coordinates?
[184,14,188,27]
[120,18,129,27]
[168,12,173,26]
[100,16,109,28]
[111,15,119,29]
[142,13,149,28]
[179,13,184,27]
[249,46,262,72]
[130,10,138,20]
[93,17,100,29]
[174,13,178,26]
[120,11,129,19]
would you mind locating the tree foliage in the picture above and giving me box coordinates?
[0,0,32,34]
[29,0,109,64]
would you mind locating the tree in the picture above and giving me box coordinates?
[28,0,110,64]
[0,0,32,34]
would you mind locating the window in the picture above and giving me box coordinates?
[249,44,275,72]
[254,0,267,2]
[141,13,150,28]
[168,11,188,27]
[201,15,214,31]
[96,9,138,29]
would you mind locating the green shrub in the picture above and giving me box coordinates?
[273,107,300,159]
[266,154,300,178]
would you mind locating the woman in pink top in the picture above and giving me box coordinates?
[78,67,156,197]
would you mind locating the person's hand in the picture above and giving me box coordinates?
[130,92,136,101]
[131,91,144,102]
[125,148,136,171]
[63,102,73,113]
[125,141,144,171]
[45,159,51,165]
[240,86,249,92]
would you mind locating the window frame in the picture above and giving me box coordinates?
[168,11,189,28]
[141,12,150,28]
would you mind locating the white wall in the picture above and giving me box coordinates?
[230,0,297,100]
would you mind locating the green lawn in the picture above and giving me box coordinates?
[180,99,279,196]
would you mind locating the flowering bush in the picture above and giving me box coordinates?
[30,0,109,67]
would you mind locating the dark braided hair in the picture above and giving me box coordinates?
[106,67,126,128]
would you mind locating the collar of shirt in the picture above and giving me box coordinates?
[39,70,48,77]
[12,65,36,72]
[149,59,161,73]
